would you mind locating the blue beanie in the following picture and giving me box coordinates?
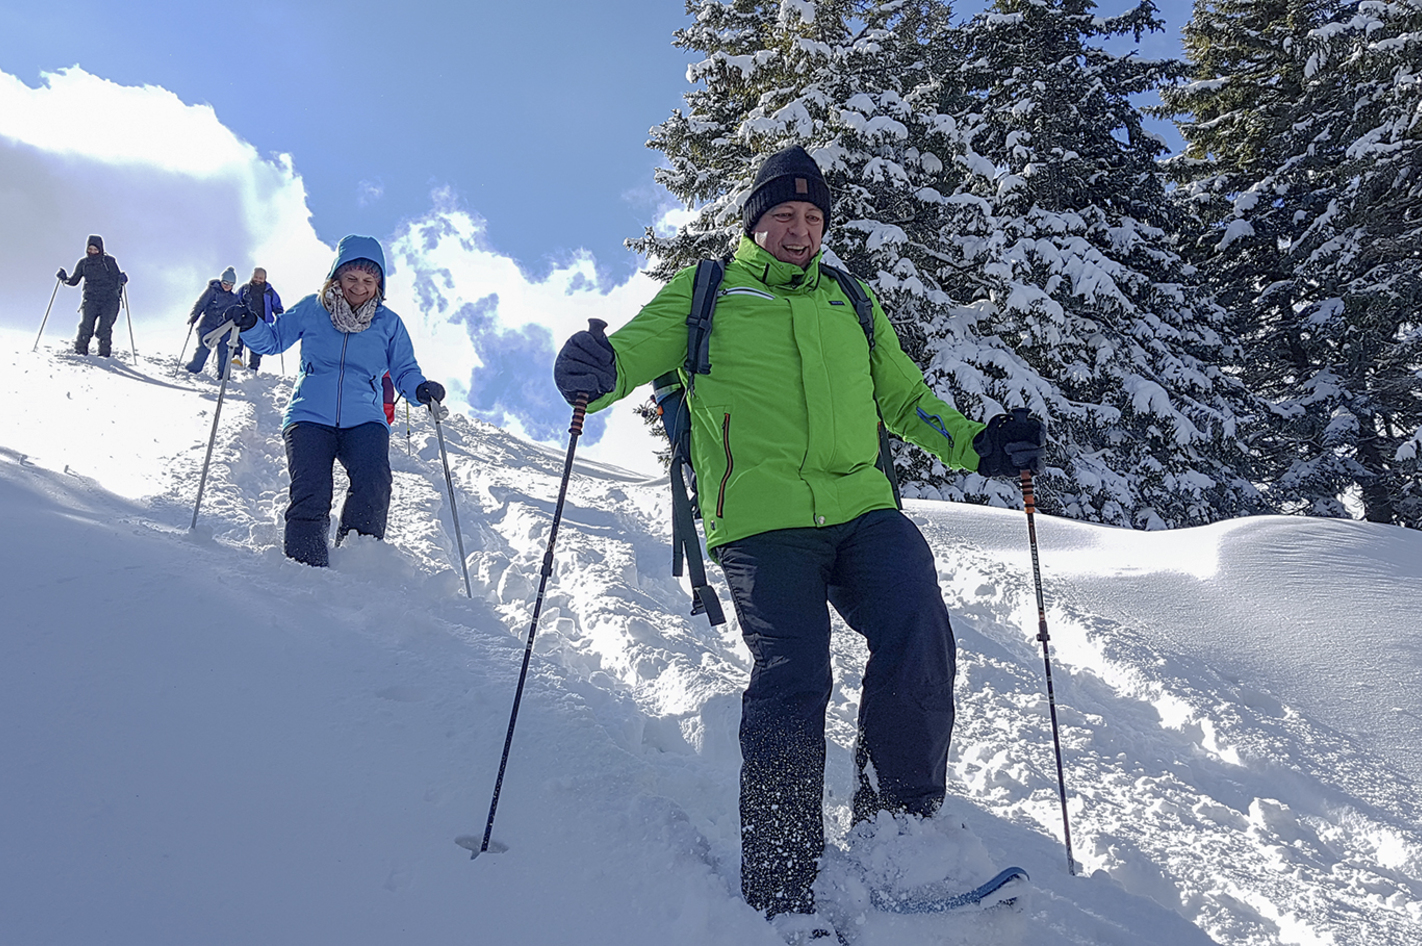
[220,266,237,284]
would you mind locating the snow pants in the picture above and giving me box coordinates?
[75,297,121,356]
[282,421,392,567]
[717,508,957,918]
[186,336,234,377]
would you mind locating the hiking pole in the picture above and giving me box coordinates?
[190,322,238,530]
[178,322,195,365]
[459,390,589,860]
[404,401,412,455]
[33,276,62,352]
[429,399,473,598]
[1020,467,1075,876]
[122,285,137,359]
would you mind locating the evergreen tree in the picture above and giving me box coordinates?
[1277,0,1422,525]
[917,0,1265,526]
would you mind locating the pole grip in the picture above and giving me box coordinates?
[569,394,588,436]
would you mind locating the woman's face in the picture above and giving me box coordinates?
[339,268,380,308]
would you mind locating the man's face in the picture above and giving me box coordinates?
[252,271,267,286]
[752,201,824,268]
[86,245,100,256]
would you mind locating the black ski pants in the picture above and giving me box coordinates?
[75,297,121,355]
[717,507,957,918]
[282,421,391,567]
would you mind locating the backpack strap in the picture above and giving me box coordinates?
[650,258,729,625]
[819,263,903,508]
[684,259,724,390]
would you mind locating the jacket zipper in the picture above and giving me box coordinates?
[335,333,351,426]
[716,412,733,519]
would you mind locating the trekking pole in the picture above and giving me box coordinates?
[429,399,473,598]
[1019,467,1075,875]
[190,322,238,530]
[178,322,195,365]
[122,285,137,359]
[404,401,412,455]
[460,390,589,860]
[33,276,61,352]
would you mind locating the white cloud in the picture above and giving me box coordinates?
[0,65,669,477]
[0,66,332,342]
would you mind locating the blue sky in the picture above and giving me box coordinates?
[3,0,1190,283]
[2,0,698,284]
[0,0,1192,474]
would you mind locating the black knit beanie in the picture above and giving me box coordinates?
[741,145,832,234]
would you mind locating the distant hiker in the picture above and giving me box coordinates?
[57,234,128,357]
[232,235,444,567]
[554,146,1045,931]
[233,267,284,372]
[185,267,240,376]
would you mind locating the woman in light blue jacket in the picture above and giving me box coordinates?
[237,235,445,566]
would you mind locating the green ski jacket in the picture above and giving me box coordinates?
[590,236,986,550]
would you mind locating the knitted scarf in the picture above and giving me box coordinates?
[322,282,379,333]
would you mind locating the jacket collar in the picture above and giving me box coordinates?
[734,235,823,292]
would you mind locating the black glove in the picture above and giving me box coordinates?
[227,303,258,332]
[973,408,1046,477]
[416,380,445,405]
[554,318,616,405]
[57,268,67,281]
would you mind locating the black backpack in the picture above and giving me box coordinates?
[652,259,903,626]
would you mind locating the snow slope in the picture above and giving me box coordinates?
[2,328,1419,945]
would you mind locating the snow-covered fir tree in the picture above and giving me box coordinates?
[1277,0,1422,525]
[1165,0,1421,526]
[919,0,1266,526]
[634,0,1265,528]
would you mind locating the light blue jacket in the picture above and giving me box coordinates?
[240,236,428,430]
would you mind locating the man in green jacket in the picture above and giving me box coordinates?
[555,146,1044,932]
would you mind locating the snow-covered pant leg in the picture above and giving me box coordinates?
[719,508,957,918]
[333,422,391,542]
[825,509,956,824]
[283,422,339,567]
[719,527,837,918]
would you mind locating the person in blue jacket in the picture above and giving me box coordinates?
[234,235,445,567]
[186,267,241,376]
[233,267,283,372]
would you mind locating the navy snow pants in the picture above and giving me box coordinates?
[282,421,391,567]
[717,508,957,917]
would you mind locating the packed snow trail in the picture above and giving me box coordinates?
[2,332,1419,945]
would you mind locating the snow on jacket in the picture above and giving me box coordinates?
[189,280,240,335]
[236,282,283,323]
[240,294,428,430]
[589,236,987,551]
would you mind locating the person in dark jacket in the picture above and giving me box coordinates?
[234,267,283,372]
[57,234,128,357]
[186,267,241,376]
[234,235,444,567]
[554,146,1046,934]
